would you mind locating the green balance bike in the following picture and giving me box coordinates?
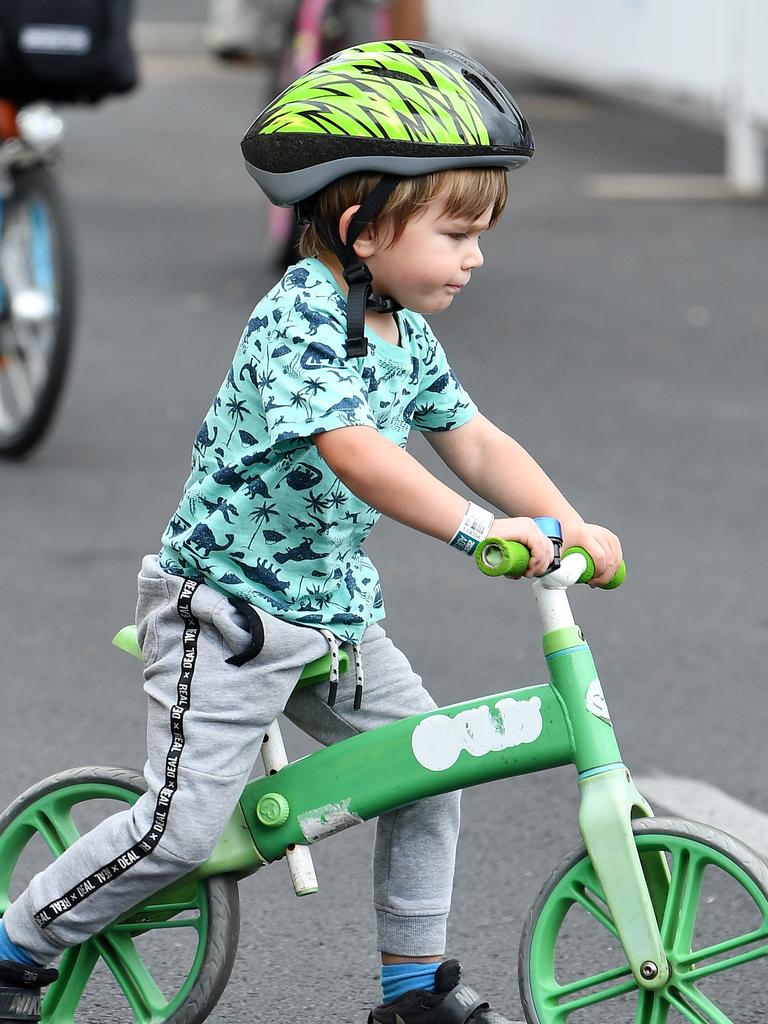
[1,532,767,1023]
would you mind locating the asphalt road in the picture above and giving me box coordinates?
[2,22,768,1023]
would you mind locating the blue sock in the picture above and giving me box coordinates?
[381,961,439,1004]
[0,921,40,967]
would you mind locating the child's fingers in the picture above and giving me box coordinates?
[524,529,555,577]
[588,531,622,585]
[489,518,554,578]
[586,540,609,584]
[525,549,553,576]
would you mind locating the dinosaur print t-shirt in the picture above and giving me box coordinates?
[159,258,478,642]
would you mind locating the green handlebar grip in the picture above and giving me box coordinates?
[563,546,626,588]
[475,538,530,577]
[475,539,626,588]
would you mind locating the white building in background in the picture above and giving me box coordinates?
[427,0,767,194]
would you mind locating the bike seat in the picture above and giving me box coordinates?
[112,624,349,688]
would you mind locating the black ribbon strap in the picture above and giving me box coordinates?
[342,258,375,359]
[332,175,403,359]
[225,597,266,666]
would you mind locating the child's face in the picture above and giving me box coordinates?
[358,187,493,315]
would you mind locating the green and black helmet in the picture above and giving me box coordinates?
[242,39,533,204]
[241,41,534,356]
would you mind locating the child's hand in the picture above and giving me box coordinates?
[490,518,555,577]
[561,521,623,587]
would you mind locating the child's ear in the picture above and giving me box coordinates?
[338,205,378,259]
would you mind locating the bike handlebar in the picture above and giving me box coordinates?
[475,539,626,589]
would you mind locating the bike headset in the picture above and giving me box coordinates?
[241,40,534,358]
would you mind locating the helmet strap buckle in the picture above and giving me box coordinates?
[344,272,372,359]
[342,259,373,288]
[368,294,401,315]
[341,259,404,358]
[345,329,369,360]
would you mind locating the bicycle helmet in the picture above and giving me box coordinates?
[241,40,534,356]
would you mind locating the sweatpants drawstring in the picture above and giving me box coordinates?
[352,642,364,710]
[319,629,340,707]
[317,631,364,710]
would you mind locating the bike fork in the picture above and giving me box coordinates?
[578,764,670,989]
[533,561,670,990]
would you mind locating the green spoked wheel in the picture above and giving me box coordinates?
[519,817,768,1023]
[0,767,240,1023]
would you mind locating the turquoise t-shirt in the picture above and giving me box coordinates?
[159,258,478,642]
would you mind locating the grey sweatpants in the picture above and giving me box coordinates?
[5,556,461,964]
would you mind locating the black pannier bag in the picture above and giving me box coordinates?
[0,0,138,106]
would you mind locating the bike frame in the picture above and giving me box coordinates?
[137,551,670,991]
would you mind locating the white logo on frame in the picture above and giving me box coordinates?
[585,679,611,724]
[411,697,543,772]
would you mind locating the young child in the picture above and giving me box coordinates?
[0,42,622,1024]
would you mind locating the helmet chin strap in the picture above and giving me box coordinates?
[330,175,403,359]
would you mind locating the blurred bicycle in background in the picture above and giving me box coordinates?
[266,0,395,268]
[0,0,138,457]
[208,0,426,269]
[0,98,76,458]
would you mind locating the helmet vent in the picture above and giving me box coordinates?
[359,66,422,86]
[461,70,504,113]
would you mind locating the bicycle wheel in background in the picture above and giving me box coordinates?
[0,766,241,1023]
[519,817,768,1023]
[0,164,77,458]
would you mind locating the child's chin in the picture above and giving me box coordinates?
[405,292,455,315]
[422,292,456,312]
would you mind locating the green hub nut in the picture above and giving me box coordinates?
[256,792,290,828]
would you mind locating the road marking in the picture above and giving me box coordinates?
[635,774,768,856]
[134,22,204,54]
[140,53,221,83]
[584,174,756,201]
[515,93,594,120]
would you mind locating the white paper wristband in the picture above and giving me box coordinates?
[448,502,495,555]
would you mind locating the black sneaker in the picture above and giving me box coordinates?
[369,960,524,1024]
[0,961,58,1023]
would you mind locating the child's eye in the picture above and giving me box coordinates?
[449,232,468,241]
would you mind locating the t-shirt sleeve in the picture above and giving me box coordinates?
[410,323,478,433]
[251,315,377,448]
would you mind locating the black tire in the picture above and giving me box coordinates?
[0,766,241,1023]
[0,164,77,457]
[519,817,768,1023]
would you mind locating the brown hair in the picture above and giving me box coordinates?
[298,167,509,261]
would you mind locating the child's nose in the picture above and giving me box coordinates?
[463,240,484,270]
